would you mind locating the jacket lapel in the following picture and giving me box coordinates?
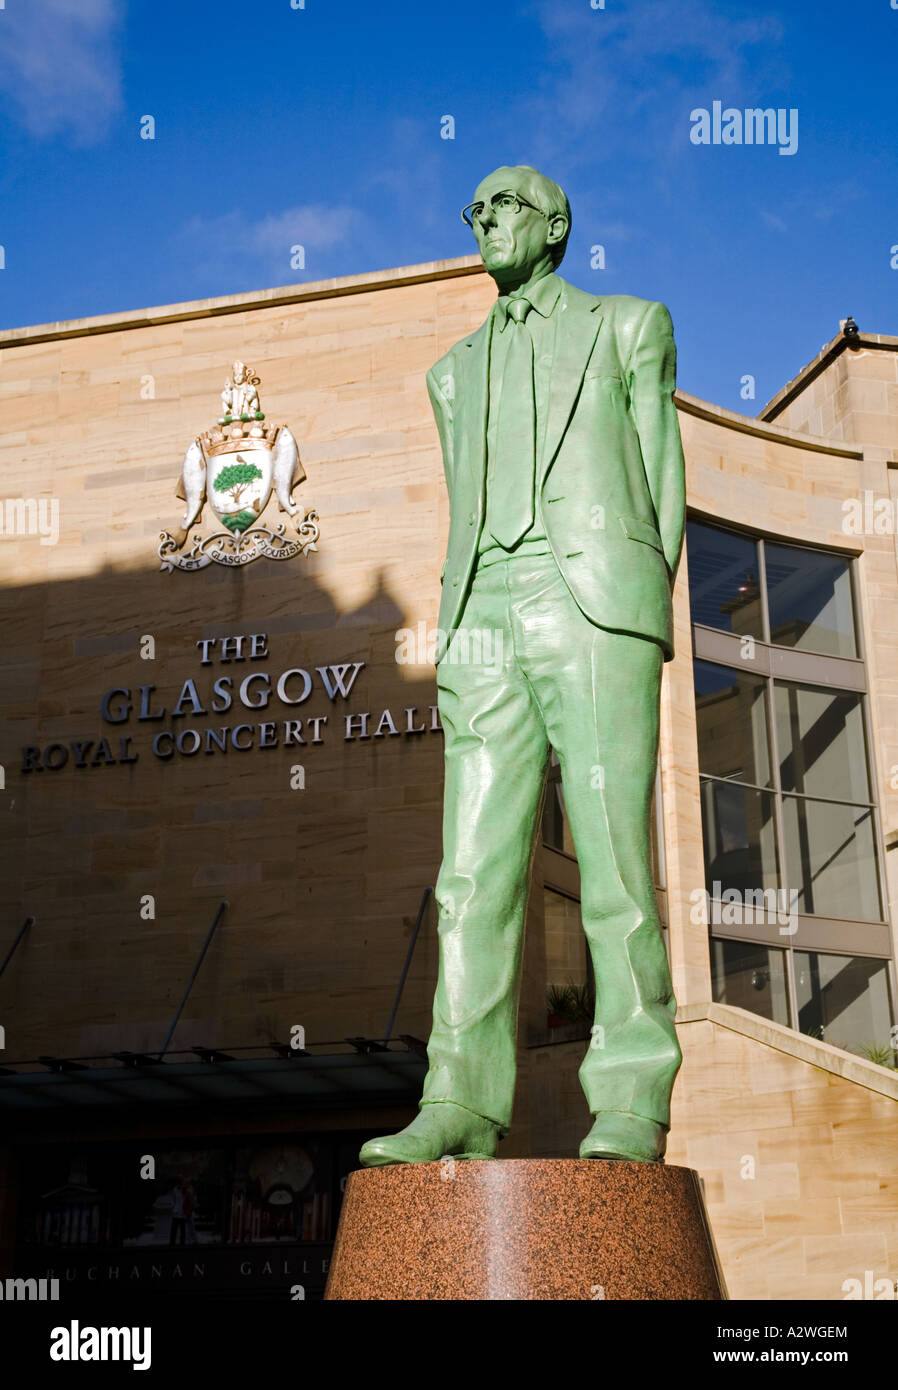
[459,312,493,502]
[540,281,603,486]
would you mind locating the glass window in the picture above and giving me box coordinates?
[686,521,763,638]
[701,780,779,896]
[542,753,574,854]
[795,951,891,1054]
[690,523,890,1052]
[695,659,771,787]
[782,797,882,921]
[544,889,592,1029]
[774,681,870,803]
[710,939,790,1026]
[765,543,857,658]
[544,889,588,993]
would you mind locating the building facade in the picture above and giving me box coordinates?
[0,258,896,1300]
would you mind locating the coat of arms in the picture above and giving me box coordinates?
[158,362,320,570]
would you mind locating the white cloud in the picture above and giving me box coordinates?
[523,0,788,170]
[243,205,367,257]
[176,203,371,286]
[759,209,789,234]
[758,181,863,235]
[0,0,123,144]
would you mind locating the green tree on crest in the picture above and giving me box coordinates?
[214,458,263,507]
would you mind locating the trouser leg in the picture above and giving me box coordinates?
[517,574,681,1126]
[420,570,548,1132]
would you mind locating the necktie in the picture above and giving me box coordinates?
[489,297,535,549]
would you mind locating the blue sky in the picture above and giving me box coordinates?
[0,0,895,412]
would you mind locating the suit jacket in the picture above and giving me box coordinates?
[426,277,686,663]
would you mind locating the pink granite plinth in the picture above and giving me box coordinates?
[325,1159,727,1300]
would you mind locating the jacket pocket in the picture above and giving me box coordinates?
[619,514,664,553]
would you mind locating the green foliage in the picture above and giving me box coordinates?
[546,981,593,1023]
[546,984,571,1017]
[221,510,257,534]
[214,461,263,495]
[858,1042,898,1070]
[803,1029,897,1069]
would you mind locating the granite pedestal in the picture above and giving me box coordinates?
[325,1158,727,1300]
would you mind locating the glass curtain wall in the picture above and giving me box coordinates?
[688,519,892,1059]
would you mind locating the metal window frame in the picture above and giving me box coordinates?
[689,516,896,1040]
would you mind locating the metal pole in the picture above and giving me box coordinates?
[384,887,432,1045]
[159,901,228,1057]
[0,916,34,977]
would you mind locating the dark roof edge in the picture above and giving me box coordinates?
[759,330,898,422]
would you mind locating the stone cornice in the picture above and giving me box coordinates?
[674,389,863,458]
[0,255,488,349]
[677,1001,898,1101]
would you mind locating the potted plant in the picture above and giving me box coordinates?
[546,982,593,1028]
[546,984,576,1028]
[858,1041,898,1070]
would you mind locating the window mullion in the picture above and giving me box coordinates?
[757,535,772,644]
[764,657,797,1022]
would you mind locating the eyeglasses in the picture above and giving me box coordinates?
[460,191,549,228]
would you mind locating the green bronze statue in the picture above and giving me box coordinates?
[360,165,686,1167]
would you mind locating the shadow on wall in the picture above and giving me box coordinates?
[0,550,446,1062]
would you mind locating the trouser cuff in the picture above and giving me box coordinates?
[419,1096,509,1135]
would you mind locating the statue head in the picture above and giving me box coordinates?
[232,361,247,384]
[462,166,571,289]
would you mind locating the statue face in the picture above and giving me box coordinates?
[233,362,246,383]
[468,167,562,286]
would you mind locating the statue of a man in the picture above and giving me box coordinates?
[361,166,686,1167]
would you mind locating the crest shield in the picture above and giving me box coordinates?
[159,361,320,570]
[207,441,274,533]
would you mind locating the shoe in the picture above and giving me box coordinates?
[358,1101,500,1167]
[580,1111,667,1163]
